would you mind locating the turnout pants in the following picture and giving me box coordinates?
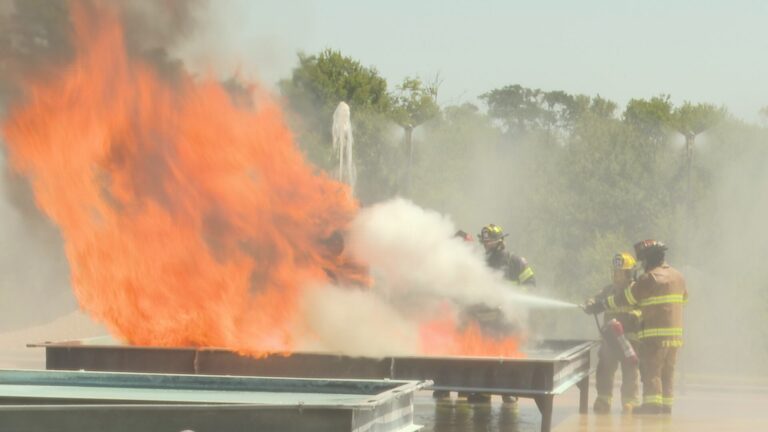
[595,340,640,406]
[639,341,678,408]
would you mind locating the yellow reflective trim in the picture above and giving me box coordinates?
[643,395,663,405]
[606,306,637,313]
[662,339,684,348]
[624,287,638,305]
[638,327,683,339]
[518,267,534,283]
[639,294,685,307]
[596,394,613,404]
[662,397,674,406]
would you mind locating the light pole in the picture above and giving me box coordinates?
[684,131,695,260]
[404,124,414,194]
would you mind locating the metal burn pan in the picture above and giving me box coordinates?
[29,337,598,432]
[0,368,426,432]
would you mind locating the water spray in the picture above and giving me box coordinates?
[332,102,356,193]
[501,291,579,309]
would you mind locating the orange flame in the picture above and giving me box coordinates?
[2,4,365,354]
[419,308,525,358]
[2,3,522,359]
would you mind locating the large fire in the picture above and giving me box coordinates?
[2,3,522,358]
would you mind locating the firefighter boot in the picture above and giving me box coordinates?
[467,393,492,403]
[432,390,450,400]
[633,404,662,415]
[502,395,518,404]
[593,396,611,414]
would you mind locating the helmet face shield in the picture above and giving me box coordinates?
[479,224,505,249]
[613,252,637,270]
[612,252,637,284]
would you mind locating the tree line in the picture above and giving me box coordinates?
[280,49,768,304]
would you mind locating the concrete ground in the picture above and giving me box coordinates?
[414,382,768,432]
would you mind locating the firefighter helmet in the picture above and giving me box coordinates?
[633,239,667,261]
[613,252,637,270]
[479,224,505,243]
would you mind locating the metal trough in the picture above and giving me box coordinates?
[0,368,425,432]
[31,338,599,432]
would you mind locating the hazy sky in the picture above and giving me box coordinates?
[179,0,768,122]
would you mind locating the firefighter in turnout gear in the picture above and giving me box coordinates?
[583,253,641,414]
[471,224,534,341]
[478,224,536,287]
[591,240,688,415]
[460,224,535,404]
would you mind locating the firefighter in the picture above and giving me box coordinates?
[469,224,534,339]
[583,253,641,414]
[590,240,687,415]
[478,224,535,287]
[462,224,534,404]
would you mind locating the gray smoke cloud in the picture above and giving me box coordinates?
[171,0,312,89]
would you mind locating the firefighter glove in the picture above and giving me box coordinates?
[582,298,606,315]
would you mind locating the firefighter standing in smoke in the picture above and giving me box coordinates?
[463,224,535,403]
[464,224,536,339]
[479,224,536,287]
[589,240,687,415]
[584,253,641,414]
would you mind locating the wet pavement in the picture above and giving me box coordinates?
[414,383,768,432]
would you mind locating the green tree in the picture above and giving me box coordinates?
[389,76,441,194]
[481,84,550,134]
[390,77,441,129]
[671,102,725,139]
[478,88,686,298]
[279,49,395,203]
[670,102,724,188]
[623,95,673,144]
[481,85,616,144]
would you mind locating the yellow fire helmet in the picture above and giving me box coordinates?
[479,224,505,242]
[613,252,637,270]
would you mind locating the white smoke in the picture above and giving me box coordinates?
[299,198,532,356]
[299,285,420,357]
[346,198,515,309]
